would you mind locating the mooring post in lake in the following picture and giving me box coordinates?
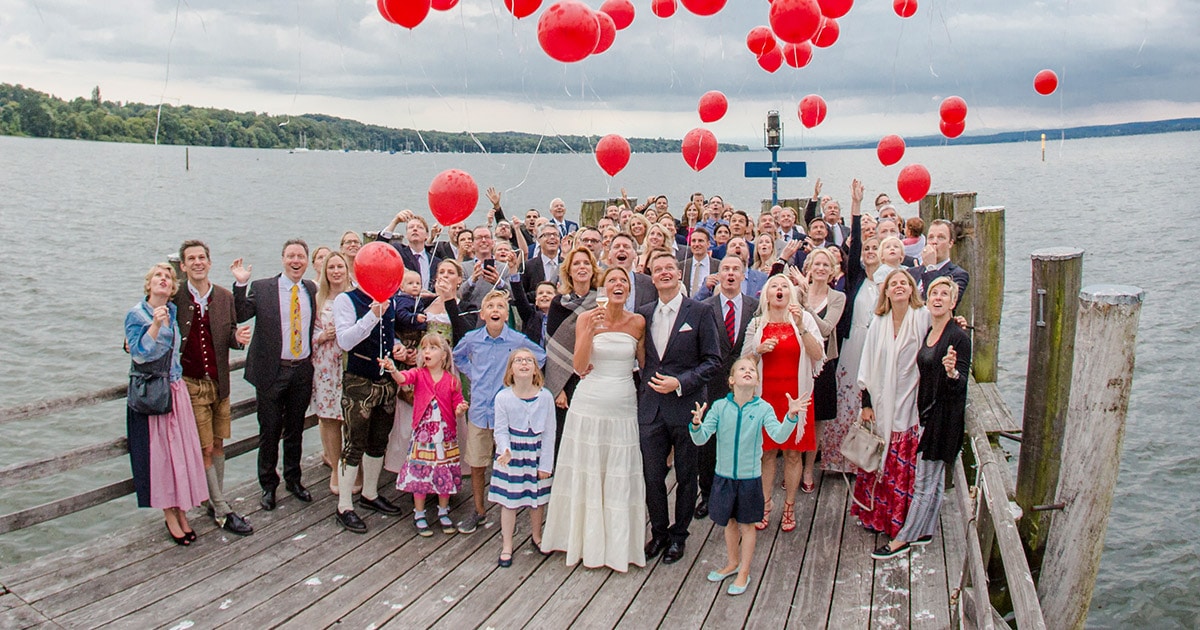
[950,192,978,323]
[971,206,1005,383]
[760,197,802,216]
[1016,247,1084,568]
[1038,284,1145,630]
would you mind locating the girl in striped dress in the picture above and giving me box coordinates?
[489,348,556,567]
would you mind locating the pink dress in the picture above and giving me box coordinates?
[148,381,210,510]
[392,368,466,497]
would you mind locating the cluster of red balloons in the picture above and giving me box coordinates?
[938,96,967,139]
[377,0,460,29]
[748,0,851,74]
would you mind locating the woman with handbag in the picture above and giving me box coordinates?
[125,263,209,546]
[851,268,929,538]
[743,274,825,533]
[872,277,971,559]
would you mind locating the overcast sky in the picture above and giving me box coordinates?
[3,0,1198,144]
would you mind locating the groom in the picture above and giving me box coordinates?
[638,251,723,564]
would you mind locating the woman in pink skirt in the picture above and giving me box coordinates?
[125,263,210,546]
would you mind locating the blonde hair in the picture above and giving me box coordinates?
[558,247,601,295]
[754,274,804,319]
[418,333,454,372]
[143,263,179,296]
[316,251,351,310]
[727,356,760,387]
[481,290,510,309]
[874,268,924,315]
[628,214,651,243]
[752,233,776,271]
[926,276,960,305]
[503,348,545,388]
[803,247,837,276]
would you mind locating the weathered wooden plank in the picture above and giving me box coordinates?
[0,592,51,630]
[318,503,503,629]
[428,529,550,630]
[971,206,1005,383]
[525,562,612,629]
[967,379,1020,434]
[953,458,995,630]
[657,518,721,629]
[0,438,128,489]
[782,472,850,629]
[477,545,580,629]
[0,480,135,536]
[827,487,876,629]
[731,472,816,629]
[47,481,338,625]
[222,493,468,629]
[939,486,966,627]
[870,538,911,629]
[909,504,951,630]
[566,552,650,629]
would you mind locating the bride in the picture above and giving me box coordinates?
[542,266,647,572]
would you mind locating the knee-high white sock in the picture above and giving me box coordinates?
[338,464,358,514]
[212,454,227,494]
[361,455,383,501]
[205,466,231,516]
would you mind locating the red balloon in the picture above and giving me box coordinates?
[595,134,631,177]
[1034,69,1059,95]
[355,242,406,303]
[681,128,718,172]
[680,0,727,16]
[537,1,600,63]
[377,0,398,23]
[818,0,853,19]
[782,41,813,68]
[757,46,784,73]
[897,164,931,204]
[651,0,676,18]
[893,0,917,18]
[770,0,822,44]
[382,0,431,28]
[431,0,458,9]
[811,17,839,48]
[593,11,617,54]
[504,0,542,19]
[600,0,634,29]
[697,91,728,123]
[940,119,965,138]
[428,169,478,227]
[939,96,967,124]
[746,26,776,56]
[876,134,906,166]
[798,94,827,128]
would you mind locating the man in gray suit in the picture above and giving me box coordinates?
[231,239,317,511]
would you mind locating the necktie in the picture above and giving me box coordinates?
[289,284,302,357]
[691,261,703,296]
[547,258,559,284]
[654,304,672,358]
[725,299,736,345]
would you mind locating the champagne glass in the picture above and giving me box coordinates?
[594,288,609,331]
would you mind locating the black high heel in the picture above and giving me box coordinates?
[166,522,191,546]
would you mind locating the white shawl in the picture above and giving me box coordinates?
[742,312,826,446]
[856,306,930,469]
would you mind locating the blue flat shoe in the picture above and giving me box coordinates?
[707,568,740,582]
[728,576,751,596]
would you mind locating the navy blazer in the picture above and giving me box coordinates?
[703,293,759,403]
[637,295,723,426]
[233,275,317,390]
[915,261,970,300]
[397,246,442,292]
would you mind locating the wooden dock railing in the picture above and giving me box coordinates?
[0,359,316,536]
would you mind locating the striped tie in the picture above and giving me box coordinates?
[289,284,302,357]
[725,299,736,345]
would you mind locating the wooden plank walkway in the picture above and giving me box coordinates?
[0,463,963,629]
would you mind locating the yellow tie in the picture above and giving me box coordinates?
[289,284,302,357]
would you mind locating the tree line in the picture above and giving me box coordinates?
[0,84,749,154]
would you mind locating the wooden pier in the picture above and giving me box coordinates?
[0,461,966,629]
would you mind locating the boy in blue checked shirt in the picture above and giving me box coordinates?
[452,290,545,533]
[689,357,807,596]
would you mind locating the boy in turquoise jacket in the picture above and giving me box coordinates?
[690,357,807,596]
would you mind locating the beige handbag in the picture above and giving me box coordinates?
[840,419,885,473]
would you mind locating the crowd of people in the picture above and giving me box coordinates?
[122,177,973,595]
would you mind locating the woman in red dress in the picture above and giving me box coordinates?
[743,274,826,532]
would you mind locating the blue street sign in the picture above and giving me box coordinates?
[744,161,807,178]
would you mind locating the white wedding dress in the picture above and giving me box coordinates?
[542,332,647,572]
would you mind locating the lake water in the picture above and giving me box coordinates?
[1,133,1196,627]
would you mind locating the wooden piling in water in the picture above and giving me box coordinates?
[971,206,1005,383]
[580,200,606,228]
[1038,284,1145,630]
[760,198,803,217]
[950,192,977,324]
[1016,247,1084,568]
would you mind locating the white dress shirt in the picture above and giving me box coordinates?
[688,255,712,297]
[652,292,683,359]
[409,246,431,288]
[277,277,312,360]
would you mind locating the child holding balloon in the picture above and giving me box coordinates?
[379,333,469,536]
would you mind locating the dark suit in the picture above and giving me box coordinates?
[522,254,562,304]
[630,272,658,312]
[174,283,241,400]
[915,260,970,300]
[681,256,719,298]
[397,246,442,292]
[432,241,457,262]
[548,217,578,236]
[234,275,317,492]
[637,295,723,544]
[697,292,758,501]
